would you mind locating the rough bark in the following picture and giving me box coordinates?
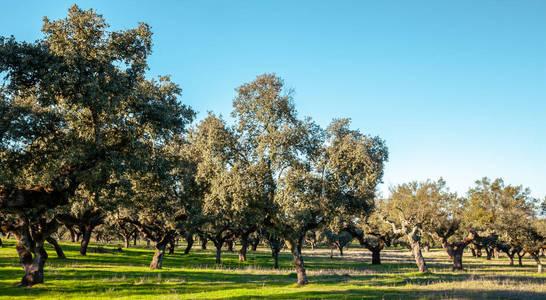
[46,237,66,259]
[239,233,249,261]
[288,238,308,286]
[150,243,166,270]
[411,241,428,273]
[440,235,473,271]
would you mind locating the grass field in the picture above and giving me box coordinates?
[0,240,545,299]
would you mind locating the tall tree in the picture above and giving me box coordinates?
[0,5,193,285]
[232,74,388,285]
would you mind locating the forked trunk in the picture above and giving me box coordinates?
[517,251,525,266]
[124,236,130,248]
[150,244,166,270]
[184,234,194,254]
[238,233,249,261]
[410,241,428,273]
[46,237,66,259]
[168,240,175,255]
[17,243,48,286]
[371,248,381,265]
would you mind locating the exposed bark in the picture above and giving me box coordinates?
[411,240,428,272]
[1,217,58,286]
[439,234,474,271]
[266,233,283,269]
[287,238,308,286]
[46,237,66,259]
[150,243,166,270]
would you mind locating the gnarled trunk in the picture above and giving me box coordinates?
[150,244,166,270]
[46,237,66,259]
[17,242,48,286]
[410,241,428,272]
[485,247,493,260]
[336,243,344,256]
[199,234,208,249]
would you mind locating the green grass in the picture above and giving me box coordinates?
[0,240,545,299]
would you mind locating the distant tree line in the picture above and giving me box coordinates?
[0,5,544,287]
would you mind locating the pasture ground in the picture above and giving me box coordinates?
[0,239,544,299]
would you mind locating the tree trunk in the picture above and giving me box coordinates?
[215,243,222,264]
[239,233,249,262]
[337,244,344,256]
[124,236,130,248]
[150,244,166,270]
[452,247,465,271]
[227,240,234,252]
[168,240,175,255]
[272,248,279,269]
[133,234,137,246]
[410,241,428,273]
[507,253,514,265]
[79,225,93,256]
[184,233,194,255]
[470,247,476,257]
[16,242,48,286]
[200,235,208,249]
[69,228,76,243]
[0,237,3,247]
[371,248,381,265]
[517,251,525,266]
[531,253,543,273]
[288,240,308,286]
[251,238,259,251]
[46,237,66,259]
[485,247,493,260]
[493,247,499,259]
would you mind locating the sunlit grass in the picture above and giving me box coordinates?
[0,239,544,299]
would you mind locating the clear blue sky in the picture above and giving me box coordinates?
[2,1,545,198]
